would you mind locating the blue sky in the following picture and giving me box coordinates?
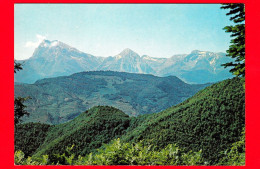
[15,4,232,60]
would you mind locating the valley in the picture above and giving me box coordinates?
[15,71,210,124]
[15,77,245,165]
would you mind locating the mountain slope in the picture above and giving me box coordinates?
[32,106,131,157]
[157,50,233,83]
[15,71,209,124]
[121,77,245,164]
[15,123,51,157]
[97,49,233,84]
[15,40,102,83]
[97,48,155,74]
[15,39,233,84]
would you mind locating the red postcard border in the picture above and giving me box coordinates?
[1,0,259,168]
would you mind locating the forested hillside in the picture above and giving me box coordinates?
[15,123,51,157]
[15,71,209,124]
[32,106,130,157]
[15,77,245,165]
[121,77,245,164]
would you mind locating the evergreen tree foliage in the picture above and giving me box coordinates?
[14,96,30,125]
[14,60,23,73]
[14,61,30,125]
[218,127,245,165]
[121,77,245,164]
[221,3,245,77]
[15,123,51,157]
[33,106,131,158]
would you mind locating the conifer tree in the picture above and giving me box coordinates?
[221,3,245,77]
[14,61,23,73]
[14,61,30,125]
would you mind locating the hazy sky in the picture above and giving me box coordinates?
[15,4,233,60]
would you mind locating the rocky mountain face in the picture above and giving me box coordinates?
[15,40,103,83]
[15,71,210,124]
[15,40,233,84]
[97,48,155,74]
[156,50,233,83]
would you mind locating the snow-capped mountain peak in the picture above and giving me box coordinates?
[15,39,233,84]
[39,39,77,51]
[40,40,59,48]
[141,55,158,62]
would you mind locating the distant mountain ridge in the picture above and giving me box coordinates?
[97,48,156,75]
[15,40,103,83]
[15,71,210,124]
[15,39,233,84]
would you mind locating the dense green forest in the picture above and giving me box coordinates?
[15,123,51,156]
[121,77,245,164]
[15,130,245,165]
[15,71,210,124]
[15,77,245,165]
[33,106,130,157]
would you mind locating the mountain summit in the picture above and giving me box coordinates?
[32,40,76,60]
[118,48,140,58]
[15,39,233,84]
[39,39,61,48]
[97,48,155,74]
[37,40,77,51]
[15,40,102,83]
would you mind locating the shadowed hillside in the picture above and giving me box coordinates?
[15,71,210,124]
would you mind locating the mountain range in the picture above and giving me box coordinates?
[15,40,233,84]
[15,71,210,124]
